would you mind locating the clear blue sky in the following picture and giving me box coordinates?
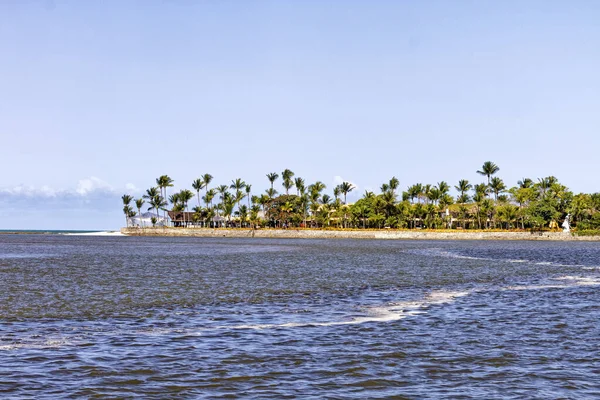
[1,1,599,230]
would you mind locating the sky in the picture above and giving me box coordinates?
[1,0,599,230]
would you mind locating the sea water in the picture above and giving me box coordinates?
[0,235,599,398]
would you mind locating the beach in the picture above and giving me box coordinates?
[120,227,600,241]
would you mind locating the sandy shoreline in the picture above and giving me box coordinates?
[120,227,600,241]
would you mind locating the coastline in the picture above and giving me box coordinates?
[120,227,600,241]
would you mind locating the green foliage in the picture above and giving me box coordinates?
[576,229,600,237]
[127,165,600,235]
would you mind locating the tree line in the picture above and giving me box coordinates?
[121,162,600,232]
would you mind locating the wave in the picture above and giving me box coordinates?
[408,248,596,270]
[223,290,472,330]
[504,275,600,291]
[2,277,597,350]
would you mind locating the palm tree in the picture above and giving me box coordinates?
[490,177,506,201]
[333,186,341,201]
[203,188,216,210]
[202,173,213,200]
[258,194,270,217]
[265,187,278,199]
[237,204,249,227]
[234,190,245,216]
[389,177,399,198]
[518,178,534,189]
[216,185,229,216]
[477,161,500,185]
[338,181,355,228]
[156,175,174,220]
[230,178,246,193]
[455,180,472,229]
[148,195,167,225]
[339,181,355,204]
[179,189,195,226]
[423,184,432,204]
[437,181,450,197]
[121,194,133,227]
[309,181,326,200]
[230,178,246,212]
[245,184,252,207]
[282,169,295,195]
[295,177,305,196]
[266,172,279,190]
[143,187,159,202]
[455,179,472,199]
[221,193,235,225]
[135,198,145,227]
[192,178,204,207]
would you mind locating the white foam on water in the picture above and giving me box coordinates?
[504,275,600,291]
[222,290,472,331]
[554,276,600,286]
[0,338,75,351]
[407,248,490,262]
[63,231,125,236]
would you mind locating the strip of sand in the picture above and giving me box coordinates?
[120,227,600,241]
[64,231,125,236]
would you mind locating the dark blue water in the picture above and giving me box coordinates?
[1,235,599,398]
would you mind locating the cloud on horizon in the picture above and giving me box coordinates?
[0,177,134,211]
[0,177,135,229]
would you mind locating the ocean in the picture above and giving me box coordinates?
[1,234,599,398]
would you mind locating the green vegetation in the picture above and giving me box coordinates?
[122,162,600,234]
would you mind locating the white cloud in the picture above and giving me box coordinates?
[75,177,113,196]
[40,185,58,197]
[0,176,125,200]
[125,183,138,192]
[0,184,59,197]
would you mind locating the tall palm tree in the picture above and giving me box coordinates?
[455,179,472,199]
[339,181,355,204]
[135,198,145,227]
[437,181,450,197]
[389,177,399,198]
[477,161,500,185]
[309,181,326,199]
[490,177,506,201]
[156,175,174,220]
[216,185,229,216]
[143,187,159,202]
[474,183,490,198]
[234,190,246,217]
[203,188,216,210]
[245,184,252,207]
[202,173,213,200]
[333,186,341,201]
[192,178,204,208]
[148,195,167,224]
[295,177,305,196]
[455,180,472,229]
[266,172,279,190]
[121,194,133,227]
[282,169,295,195]
[230,178,246,192]
[339,181,355,228]
[179,189,195,226]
